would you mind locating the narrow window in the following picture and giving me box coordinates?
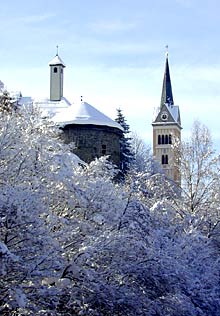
[165,135,168,144]
[158,135,161,145]
[162,154,168,165]
[102,144,107,155]
[169,134,172,144]
[54,67,57,73]
[162,135,165,144]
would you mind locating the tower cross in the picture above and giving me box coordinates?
[165,45,169,57]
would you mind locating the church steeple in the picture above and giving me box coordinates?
[160,53,174,109]
[152,51,182,185]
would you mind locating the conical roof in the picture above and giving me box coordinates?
[160,55,174,109]
[49,54,66,67]
[52,101,123,131]
[152,52,181,127]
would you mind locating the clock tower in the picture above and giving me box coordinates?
[152,53,182,184]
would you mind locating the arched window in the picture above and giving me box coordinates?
[54,67,57,73]
[162,154,168,165]
[158,135,161,144]
[165,135,168,144]
[162,135,165,144]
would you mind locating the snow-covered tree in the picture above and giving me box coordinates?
[115,108,134,178]
[0,90,17,113]
[0,104,77,314]
[0,186,65,314]
[171,121,220,234]
[55,166,220,315]
[48,149,220,315]
[2,99,220,315]
[129,131,164,176]
[174,120,217,213]
[129,131,151,172]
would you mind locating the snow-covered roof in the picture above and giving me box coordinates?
[17,96,33,106]
[34,97,71,117]
[49,54,65,67]
[168,104,180,122]
[52,101,123,131]
[17,95,71,118]
[34,96,71,110]
[153,103,181,127]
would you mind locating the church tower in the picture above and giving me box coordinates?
[49,50,65,101]
[152,52,182,184]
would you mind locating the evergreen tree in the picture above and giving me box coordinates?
[115,108,134,177]
[0,80,4,92]
[0,90,17,113]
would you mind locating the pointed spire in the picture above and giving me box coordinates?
[160,49,174,109]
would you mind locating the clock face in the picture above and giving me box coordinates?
[161,111,168,121]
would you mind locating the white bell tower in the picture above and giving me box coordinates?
[49,47,65,101]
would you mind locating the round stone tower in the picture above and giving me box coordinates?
[53,101,123,167]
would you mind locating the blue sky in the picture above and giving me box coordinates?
[1,0,220,149]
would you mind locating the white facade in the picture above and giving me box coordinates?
[49,55,65,101]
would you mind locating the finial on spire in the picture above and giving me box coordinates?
[160,47,174,108]
[81,95,83,102]
[56,45,59,56]
[165,45,169,58]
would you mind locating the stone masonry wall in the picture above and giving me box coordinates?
[61,124,122,167]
